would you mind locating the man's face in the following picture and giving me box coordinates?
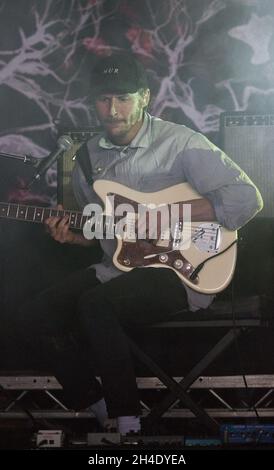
[94,90,149,145]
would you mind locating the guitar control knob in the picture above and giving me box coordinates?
[159,254,169,263]
[174,259,184,269]
[123,258,131,266]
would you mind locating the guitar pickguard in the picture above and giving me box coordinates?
[117,240,198,284]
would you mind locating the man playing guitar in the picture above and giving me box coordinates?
[15,53,263,435]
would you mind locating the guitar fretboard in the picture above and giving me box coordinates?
[0,202,88,230]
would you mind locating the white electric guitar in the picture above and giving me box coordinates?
[0,180,237,294]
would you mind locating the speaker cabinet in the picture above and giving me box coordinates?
[220,112,274,217]
[58,141,81,210]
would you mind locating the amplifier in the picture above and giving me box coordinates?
[220,112,274,217]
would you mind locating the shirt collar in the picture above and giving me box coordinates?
[99,112,150,150]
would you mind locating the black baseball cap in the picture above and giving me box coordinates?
[90,53,148,95]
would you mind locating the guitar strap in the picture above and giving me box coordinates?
[75,142,94,185]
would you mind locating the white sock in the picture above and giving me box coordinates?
[88,398,108,427]
[117,415,141,435]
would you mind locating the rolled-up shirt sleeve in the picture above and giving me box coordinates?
[181,133,263,230]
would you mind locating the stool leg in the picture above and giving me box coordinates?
[129,327,245,433]
[129,338,219,433]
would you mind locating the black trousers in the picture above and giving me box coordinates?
[16,267,188,418]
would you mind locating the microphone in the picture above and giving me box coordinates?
[28,135,73,187]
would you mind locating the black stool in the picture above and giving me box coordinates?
[128,295,273,433]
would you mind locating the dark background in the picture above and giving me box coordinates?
[0,0,274,375]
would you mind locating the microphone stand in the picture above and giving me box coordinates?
[0,152,38,165]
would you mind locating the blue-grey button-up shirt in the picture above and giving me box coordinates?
[72,113,262,310]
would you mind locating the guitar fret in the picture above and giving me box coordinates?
[64,210,71,226]
[76,212,83,229]
[0,204,8,217]
[80,214,84,229]
[69,212,77,228]
[35,208,43,222]
[8,205,18,218]
[17,205,27,220]
[81,215,87,227]
[50,209,57,218]
[27,206,35,221]
[43,208,51,220]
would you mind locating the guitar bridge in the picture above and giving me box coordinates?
[193,223,221,253]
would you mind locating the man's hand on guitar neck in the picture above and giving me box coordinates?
[44,204,95,247]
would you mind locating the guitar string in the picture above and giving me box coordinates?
[1,205,221,232]
[0,214,221,240]
[0,214,221,242]
[1,204,224,240]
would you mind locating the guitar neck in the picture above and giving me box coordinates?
[0,202,87,231]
